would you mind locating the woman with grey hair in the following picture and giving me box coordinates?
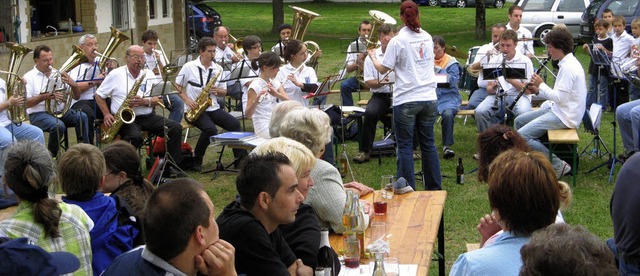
[268,100,304,138]
[278,108,373,234]
[0,140,93,275]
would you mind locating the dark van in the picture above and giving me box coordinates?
[579,0,639,42]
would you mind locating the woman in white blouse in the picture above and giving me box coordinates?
[276,40,318,107]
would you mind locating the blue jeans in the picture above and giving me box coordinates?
[163,93,184,123]
[616,99,640,153]
[476,94,532,133]
[340,77,360,106]
[587,73,609,108]
[440,108,457,147]
[0,123,45,176]
[29,110,89,157]
[465,87,487,110]
[393,101,442,190]
[515,106,567,172]
[607,238,640,275]
[630,82,640,102]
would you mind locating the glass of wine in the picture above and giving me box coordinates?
[343,236,361,268]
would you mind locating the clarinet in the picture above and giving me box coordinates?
[507,58,549,112]
[491,55,508,111]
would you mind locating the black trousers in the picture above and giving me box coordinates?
[191,109,246,159]
[71,99,101,145]
[119,113,183,166]
[360,93,392,152]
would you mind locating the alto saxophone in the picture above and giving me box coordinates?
[100,73,146,144]
[184,64,223,123]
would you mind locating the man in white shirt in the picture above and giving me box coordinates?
[141,29,184,123]
[176,37,246,172]
[515,28,587,178]
[466,23,506,110]
[506,5,534,57]
[24,45,89,158]
[271,24,292,60]
[336,20,372,107]
[475,30,534,133]
[353,24,395,164]
[95,45,184,177]
[213,26,242,110]
[68,34,105,145]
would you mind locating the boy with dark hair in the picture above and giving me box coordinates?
[59,143,138,275]
[271,23,292,59]
[217,152,313,276]
[583,19,613,110]
[602,9,614,37]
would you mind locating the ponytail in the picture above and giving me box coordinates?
[400,1,421,33]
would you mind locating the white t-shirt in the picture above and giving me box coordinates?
[215,46,237,67]
[506,24,534,56]
[176,57,225,112]
[612,31,635,61]
[475,43,499,88]
[0,78,10,127]
[95,66,156,116]
[275,63,317,106]
[247,78,283,138]
[68,61,101,103]
[24,66,65,115]
[381,26,437,106]
[364,47,393,94]
[486,51,534,96]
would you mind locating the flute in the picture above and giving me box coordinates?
[257,78,273,103]
[507,58,549,112]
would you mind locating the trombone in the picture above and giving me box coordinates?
[228,34,244,56]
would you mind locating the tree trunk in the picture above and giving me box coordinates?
[475,1,486,41]
[272,0,284,34]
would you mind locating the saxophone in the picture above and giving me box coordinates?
[100,73,146,144]
[184,64,223,123]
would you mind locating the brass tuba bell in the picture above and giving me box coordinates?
[4,43,32,124]
[44,45,88,118]
[97,26,130,72]
[366,10,397,50]
[290,6,321,66]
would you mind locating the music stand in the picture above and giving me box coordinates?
[142,75,188,185]
[581,103,610,159]
[303,74,339,100]
[587,59,625,182]
[482,63,528,124]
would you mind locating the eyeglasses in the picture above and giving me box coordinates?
[249,45,262,50]
[127,54,144,60]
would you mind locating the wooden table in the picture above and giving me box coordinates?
[330,191,447,276]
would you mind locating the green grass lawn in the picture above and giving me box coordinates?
[183,2,618,274]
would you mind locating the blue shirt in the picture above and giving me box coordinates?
[450,231,529,276]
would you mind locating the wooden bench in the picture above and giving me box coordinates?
[548,129,579,186]
[457,109,475,125]
[357,99,369,107]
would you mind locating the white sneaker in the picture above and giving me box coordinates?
[555,161,572,178]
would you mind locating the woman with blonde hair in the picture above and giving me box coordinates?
[278,108,373,234]
[0,140,93,275]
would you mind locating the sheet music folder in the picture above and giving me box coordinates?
[304,74,339,99]
[482,63,527,80]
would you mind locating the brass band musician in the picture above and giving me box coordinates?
[24,45,89,158]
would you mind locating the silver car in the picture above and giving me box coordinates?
[517,0,591,45]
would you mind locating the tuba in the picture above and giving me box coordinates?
[98,26,130,73]
[290,6,321,67]
[5,43,32,124]
[184,64,223,123]
[366,10,397,50]
[44,45,87,118]
[99,73,146,144]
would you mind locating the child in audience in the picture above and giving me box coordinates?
[59,143,139,275]
[0,141,93,275]
[603,9,614,38]
[583,19,613,109]
[629,17,640,101]
[612,15,635,61]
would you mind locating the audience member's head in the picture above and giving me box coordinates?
[520,223,617,275]
[143,179,215,263]
[101,141,145,192]
[268,101,304,138]
[488,149,560,236]
[477,125,530,182]
[59,144,105,201]
[544,28,574,55]
[3,141,61,238]
[0,237,80,275]
[278,108,332,157]
[253,137,316,198]
[236,152,303,231]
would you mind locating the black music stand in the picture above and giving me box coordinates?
[581,103,610,159]
[221,59,258,128]
[586,60,625,182]
[142,76,188,185]
[482,63,527,124]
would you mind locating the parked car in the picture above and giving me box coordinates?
[580,0,638,42]
[516,0,591,46]
[187,3,223,39]
[439,0,505,9]
[414,0,439,6]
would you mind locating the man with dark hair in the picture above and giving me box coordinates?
[515,28,587,179]
[103,179,236,276]
[217,152,313,276]
[141,29,184,123]
[271,23,292,59]
[23,44,90,158]
[466,23,507,111]
[520,224,617,276]
[506,5,534,57]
